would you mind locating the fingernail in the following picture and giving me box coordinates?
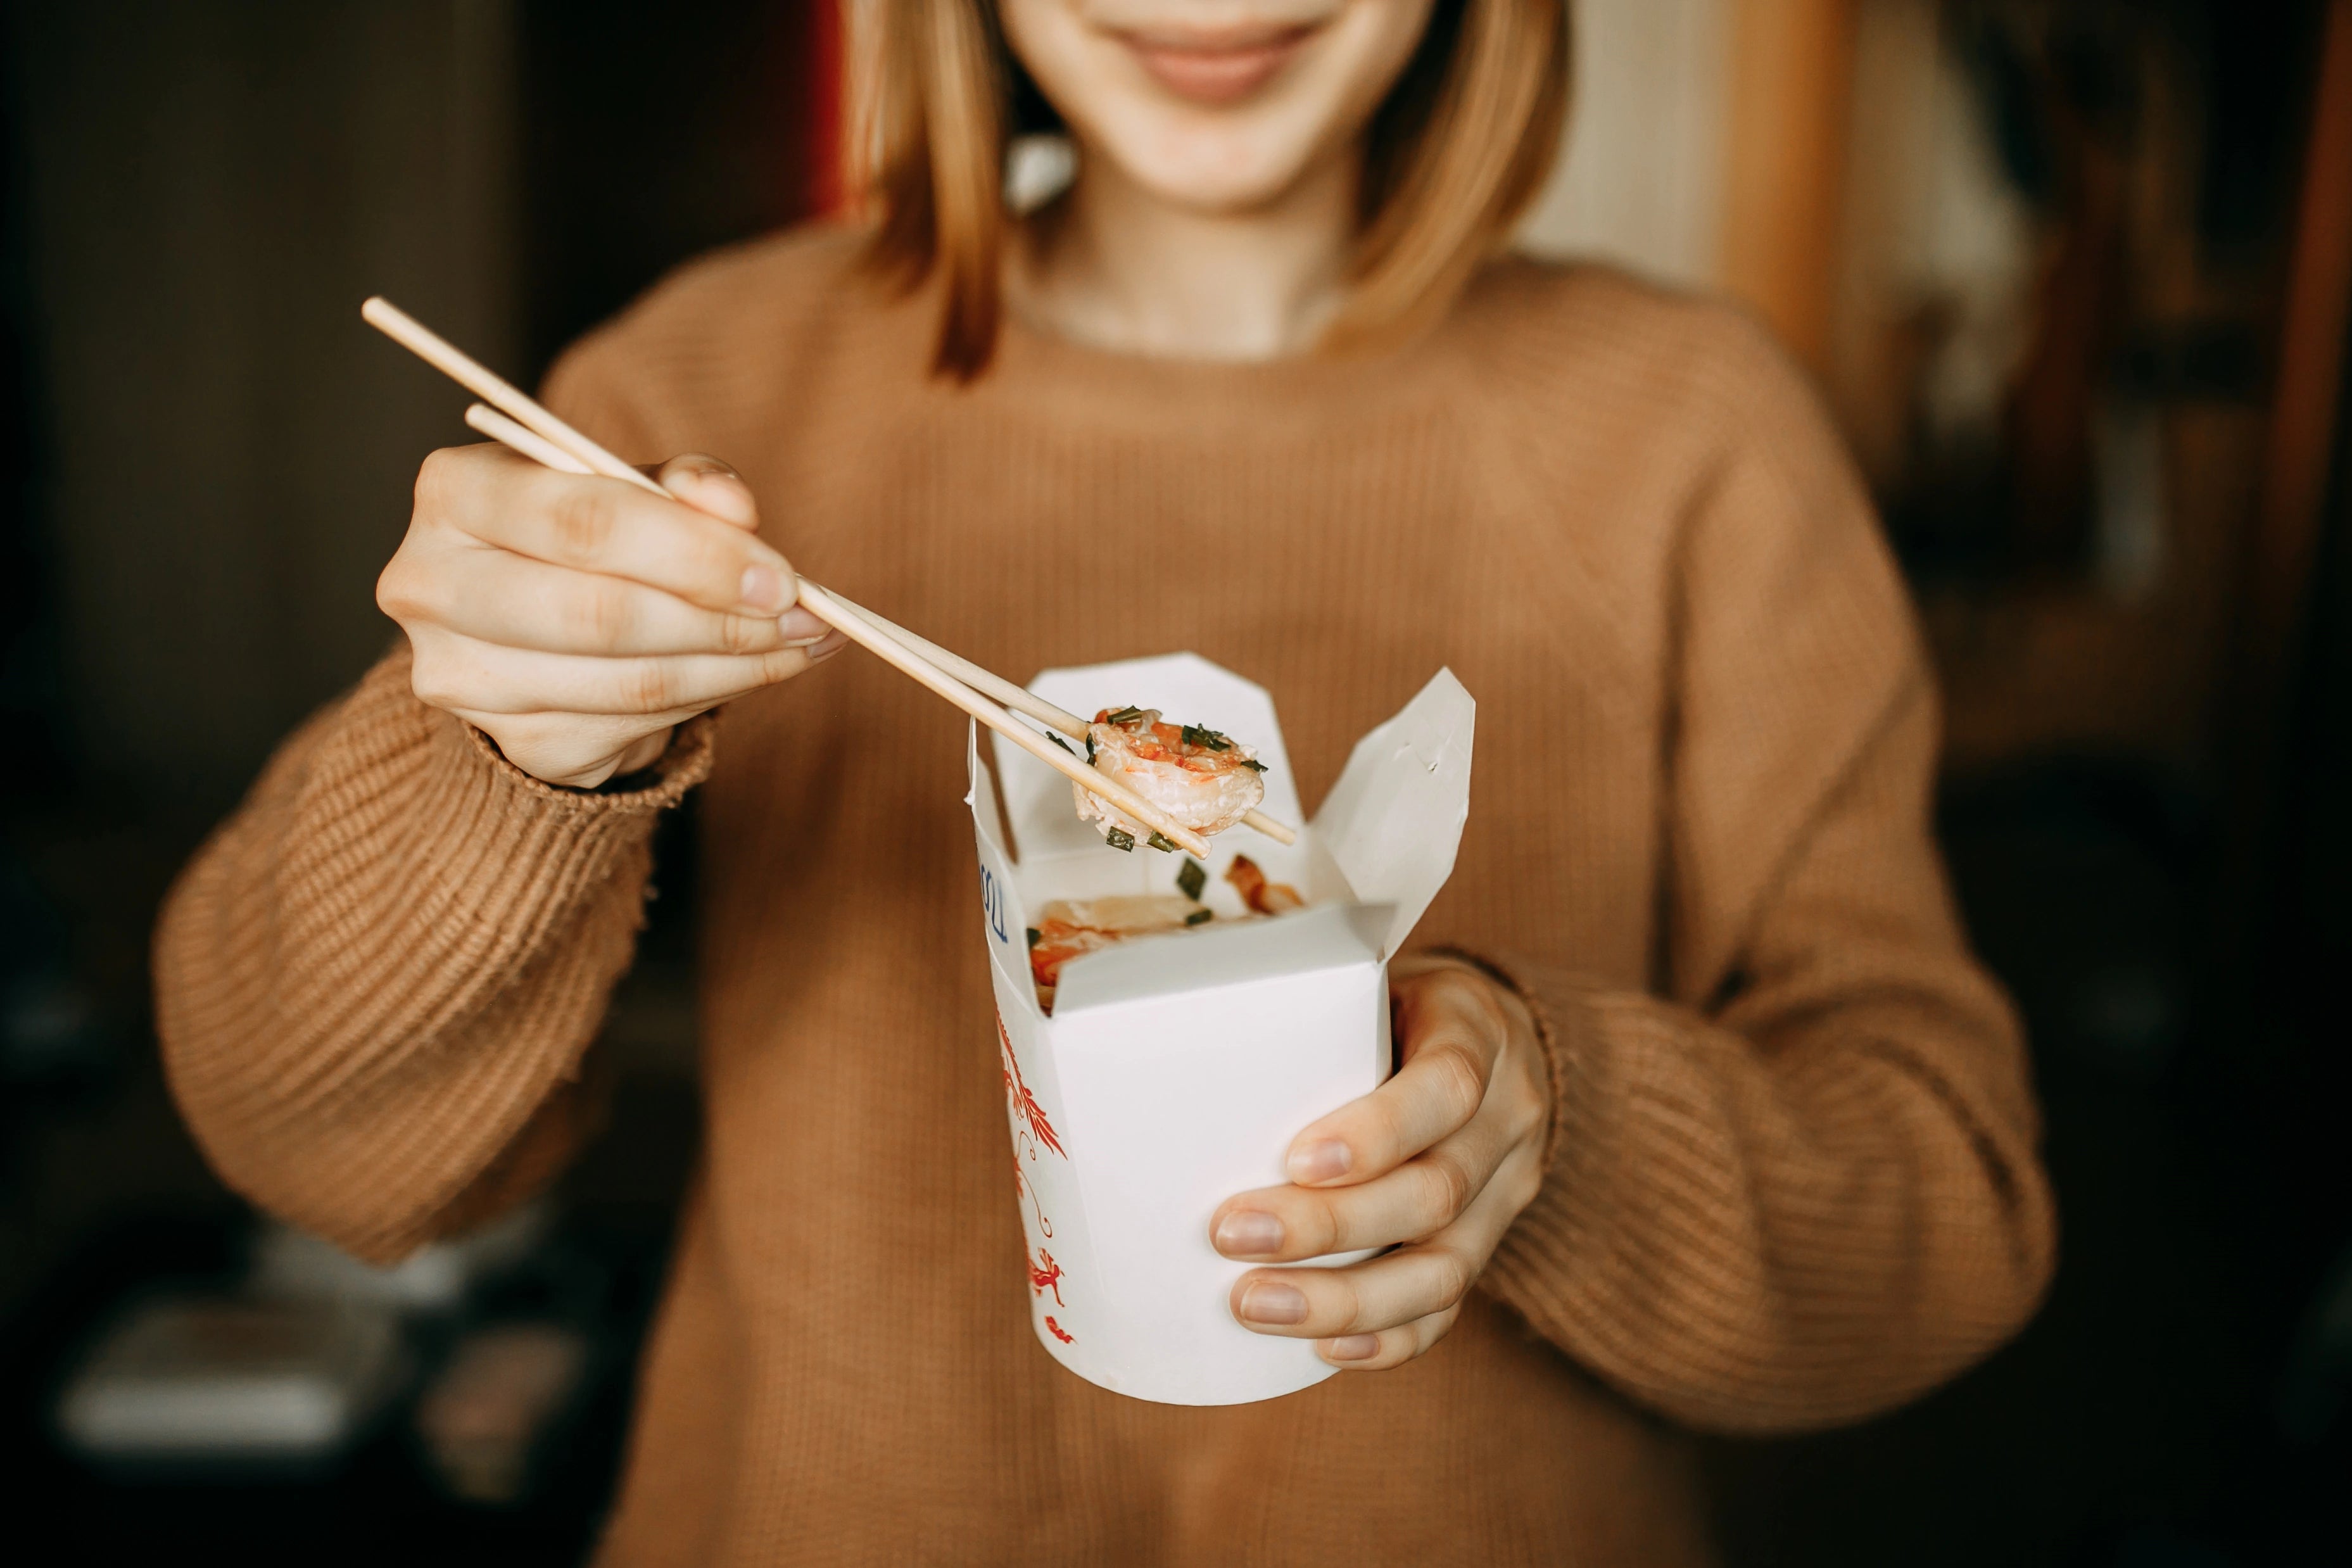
[777,606,826,643]
[1289,1141,1351,1184]
[688,465,756,525]
[805,630,849,662]
[1236,1282,1307,1325]
[738,563,788,612]
[1326,1334,1382,1362]
[1214,1211,1283,1256]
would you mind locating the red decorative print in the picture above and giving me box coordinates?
[997,1008,1076,1338]
[1027,1248,1066,1306]
[996,1010,1066,1160]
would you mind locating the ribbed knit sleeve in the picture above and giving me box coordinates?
[155,646,713,1261]
[1473,333,2058,1434]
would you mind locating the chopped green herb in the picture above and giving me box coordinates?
[1180,723,1232,752]
[1146,831,1180,853]
[1184,908,1213,926]
[1084,734,1096,762]
[1176,857,1207,902]
[1239,759,1267,773]
[1104,827,1135,852]
[1026,927,1040,948]
[1104,706,1147,726]
[1048,732,1075,756]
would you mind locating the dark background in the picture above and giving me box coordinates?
[2,1,2349,1562]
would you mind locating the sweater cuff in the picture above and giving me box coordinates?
[1417,949,1633,1333]
[1420,946,1583,1181]
[452,710,718,820]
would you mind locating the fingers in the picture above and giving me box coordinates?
[417,444,794,614]
[383,542,829,657]
[409,628,832,718]
[1228,1220,1478,1342]
[654,453,759,531]
[1228,1135,1543,1369]
[1317,1305,1461,1372]
[1211,1109,1519,1261]
[1277,973,1505,1191]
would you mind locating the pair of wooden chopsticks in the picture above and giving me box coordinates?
[360,298,1296,859]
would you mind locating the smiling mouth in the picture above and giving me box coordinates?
[1116,22,1324,104]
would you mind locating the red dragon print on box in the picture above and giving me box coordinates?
[1000,1006,1077,1345]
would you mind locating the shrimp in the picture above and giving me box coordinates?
[1075,707,1266,849]
[1225,854,1305,914]
[1027,894,1208,1012]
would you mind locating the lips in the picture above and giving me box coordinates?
[1118,23,1321,104]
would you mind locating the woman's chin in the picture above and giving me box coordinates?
[1099,132,1325,217]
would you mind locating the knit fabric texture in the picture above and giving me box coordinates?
[155,228,2056,1567]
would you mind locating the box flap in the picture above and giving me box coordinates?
[1310,669,1476,958]
[968,727,1039,1015]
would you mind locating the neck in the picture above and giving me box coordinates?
[1014,149,1358,362]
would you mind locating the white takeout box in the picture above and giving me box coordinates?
[968,654,1474,1405]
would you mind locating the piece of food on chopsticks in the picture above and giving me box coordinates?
[1073,707,1268,851]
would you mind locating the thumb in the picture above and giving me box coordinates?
[652,452,760,531]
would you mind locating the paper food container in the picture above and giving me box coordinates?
[967,654,1474,1406]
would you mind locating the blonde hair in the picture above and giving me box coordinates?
[856,0,1572,379]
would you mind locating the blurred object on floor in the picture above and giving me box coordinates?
[414,1322,592,1505]
[1,1071,700,1566]
[56,1293,407,1471]
[53,1200,549,1477]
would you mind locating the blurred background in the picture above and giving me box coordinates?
[1,0,2347,1561]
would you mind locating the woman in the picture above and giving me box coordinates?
[155,1,2056,1562]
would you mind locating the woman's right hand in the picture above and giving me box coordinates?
[376,444,843,788]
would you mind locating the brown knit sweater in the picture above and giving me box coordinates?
[155,228,2056,1566]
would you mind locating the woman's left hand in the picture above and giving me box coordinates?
[1210,956,1553,1370]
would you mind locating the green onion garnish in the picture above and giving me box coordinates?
[1176,857,1206,902]
[1184,908,1212,926]
[1146,831,1177,853]
[1104,706,1147,726]
[1180,723,1232,752]
[1048,732,1075,756]
[1104,827,1135,852]
[1026,928,1040,947]
[1084,735,1096,762]
[1240,759,1267,773]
